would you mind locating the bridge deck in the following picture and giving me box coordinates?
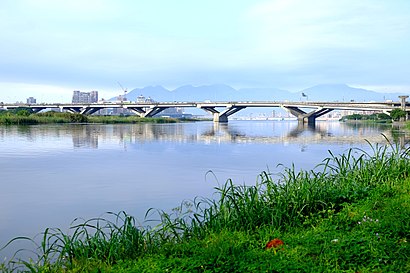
[1,100,408,123]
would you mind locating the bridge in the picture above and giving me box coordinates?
[1,97,409,124]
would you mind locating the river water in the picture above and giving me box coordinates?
[0,120,408,260]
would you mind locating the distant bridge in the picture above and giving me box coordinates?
[1,98,409,123]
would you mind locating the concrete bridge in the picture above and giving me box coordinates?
[1,97,409,123]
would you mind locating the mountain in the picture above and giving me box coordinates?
[107,83,408,116]
[298,84,402,102]
[171,84,237,101]
[120,84,297,102]
[236,87,294,101]
[113,85,172,102]
[111,83,406,104]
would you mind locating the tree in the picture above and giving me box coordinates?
[377,113,391,120]
[13,107,33,116]
[390,108,406,121]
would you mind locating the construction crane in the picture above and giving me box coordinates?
[117,81,128,102]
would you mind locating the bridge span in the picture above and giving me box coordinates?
[1,98,409,123]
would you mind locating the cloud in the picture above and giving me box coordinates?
[244,0,410,66]
[21,0,118,20]
[0,0,409,99]
[0,81,121,103]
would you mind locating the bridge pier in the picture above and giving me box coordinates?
[213,113,228,122]
[283,106,333,125]
[298,115,316,124]
[199,105,246,122]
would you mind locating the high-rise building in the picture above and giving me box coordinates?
[90,91,98,103]
[72,91,98,103]
[26,97,37,104]
[72,91,81,103]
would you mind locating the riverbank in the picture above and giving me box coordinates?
[339,112,393,123]
[1,141,410,272]
[0,111,182,125]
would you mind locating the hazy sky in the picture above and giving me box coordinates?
[0,0,409,102]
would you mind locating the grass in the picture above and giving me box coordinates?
[1,138,410,272]
[0,111,178,125]
[340,113,392,123]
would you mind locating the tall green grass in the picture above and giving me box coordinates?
[0,111,178,125]
[186,139,409,236]
[1,138,410,272]
[0,112,88,125]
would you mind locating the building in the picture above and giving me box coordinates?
[90,91,98,103]
[72,90,98,103]
[26,97,36,104]
[136,95,155,103]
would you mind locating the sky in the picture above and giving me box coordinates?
[0,0,409,102]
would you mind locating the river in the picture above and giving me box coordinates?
[0,120,408,260]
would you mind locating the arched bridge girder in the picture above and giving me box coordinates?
[220,106,247,116]
[313,108,333,118]
[31,108,46,113]
[199,106,220,114]
[81,107,103,115]
[282,106,307,117]
[126,107,146,117]
[79,108,91,115]
[283,106,333,123]
[198,105,247,122]
[125,106,169,117]
[64,107,82,114]
[144,107,168,117]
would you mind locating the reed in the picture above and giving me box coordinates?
[184,138,409,236]
[1,139,410,272]
[0,111,178,125]
[0,112,88,124]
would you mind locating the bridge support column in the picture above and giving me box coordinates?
[213,113,228,122]
[299,115,316,124]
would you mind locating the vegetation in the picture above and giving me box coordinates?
[390,108,407,121]
[1,139,410,272]
[340,112,392,122]
[0,110,178,125]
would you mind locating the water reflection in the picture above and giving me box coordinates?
[72,125,99,148]
[1,121,406,151]
[287,122,326,138]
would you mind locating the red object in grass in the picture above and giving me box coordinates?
[265,238,284,249]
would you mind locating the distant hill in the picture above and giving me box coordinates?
[112,83,405,103]
[172,84,237,101]
[236,87,294,101]
[298,84,402,102]
[109,83,407,116]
